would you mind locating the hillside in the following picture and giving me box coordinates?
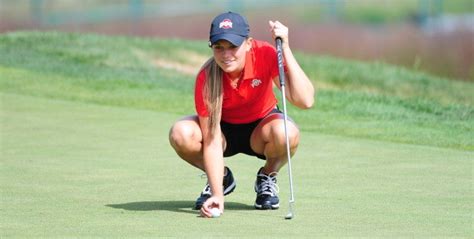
[1,31,472,150]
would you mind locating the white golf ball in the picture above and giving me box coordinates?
[210,207,221,218]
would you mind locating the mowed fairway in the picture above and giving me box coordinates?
[1,31,473,237]
[1,93,471,237]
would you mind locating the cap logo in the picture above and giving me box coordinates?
[219,19,233,29]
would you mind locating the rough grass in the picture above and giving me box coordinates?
[2,31,471,150]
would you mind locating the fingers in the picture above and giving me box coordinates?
[200,204,222,218]
[268,20,289,44]
[269,20,276,28]
[200,196,224,218]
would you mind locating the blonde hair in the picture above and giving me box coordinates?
[202,57,223,136]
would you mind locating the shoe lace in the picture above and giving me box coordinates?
[199,173,212,196]
[256,172,279,196]
[201,184,211,195]
[199,168,229,196]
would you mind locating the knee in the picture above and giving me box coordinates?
[169,121,199,150]
[270,122,300,148]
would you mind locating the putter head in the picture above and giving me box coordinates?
[285,201,295,220]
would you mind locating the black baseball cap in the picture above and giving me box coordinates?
[209,12,250,47]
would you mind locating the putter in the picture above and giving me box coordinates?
[276,37,295,220]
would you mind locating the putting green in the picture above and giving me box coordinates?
[1,93,472,237]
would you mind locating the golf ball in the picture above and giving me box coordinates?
[210,207,221,218]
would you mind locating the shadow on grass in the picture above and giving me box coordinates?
[106,200,254,215]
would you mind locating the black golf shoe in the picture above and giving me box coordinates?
[194,166,236,210]
[254,167,280,210]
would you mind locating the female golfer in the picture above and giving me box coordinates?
[169,12,314,218]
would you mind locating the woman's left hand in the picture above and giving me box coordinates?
[269,20,289,46]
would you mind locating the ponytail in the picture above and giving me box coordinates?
[202,58,223,136]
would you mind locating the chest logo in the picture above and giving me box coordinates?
[251,79,262,88]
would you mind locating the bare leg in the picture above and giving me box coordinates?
[250,113,300,174]
[169,115,227,171]
[169,115,205,170]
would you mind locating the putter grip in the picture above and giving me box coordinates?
[275,37,285,87]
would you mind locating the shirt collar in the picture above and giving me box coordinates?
[242,42,256,80]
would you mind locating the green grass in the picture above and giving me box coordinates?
[1,31,472,150]
[1,31,473,237]
[342,0,417,24]
[1,93,472,237]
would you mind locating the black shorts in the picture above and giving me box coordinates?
[221,108,282,160]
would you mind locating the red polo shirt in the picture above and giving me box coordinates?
[195,40,281,124]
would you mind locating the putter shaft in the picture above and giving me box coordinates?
[276,37,295,219]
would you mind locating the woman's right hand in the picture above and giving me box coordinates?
[269,20,289,48]
[200,195,224,218]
